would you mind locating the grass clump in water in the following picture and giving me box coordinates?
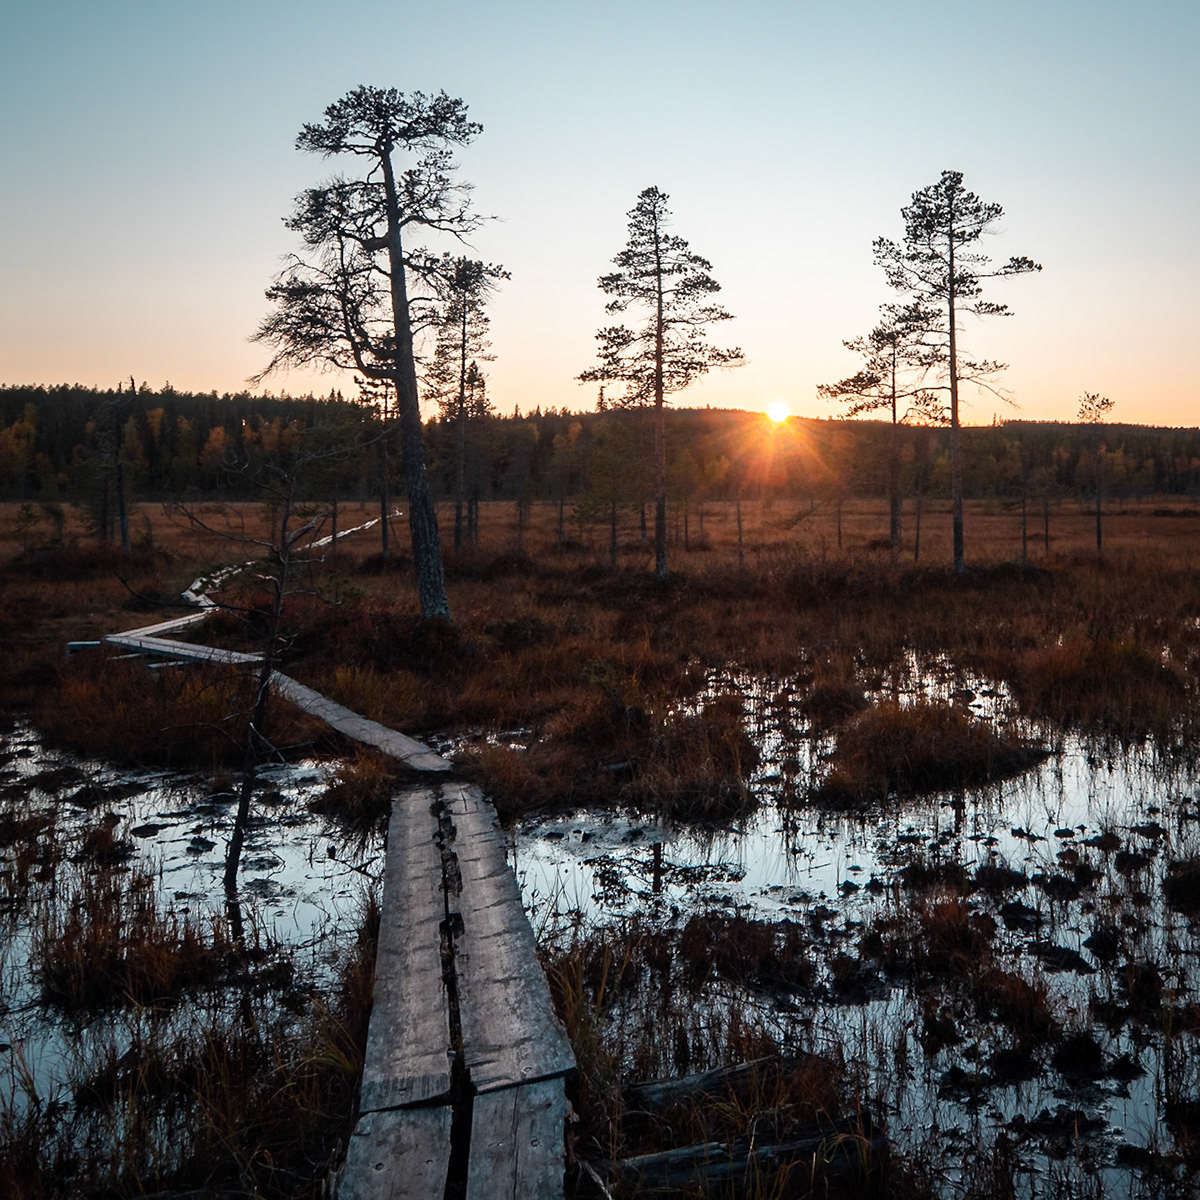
[309,748,403,833]
[814,699,1043,806]
[34,864,235,1010]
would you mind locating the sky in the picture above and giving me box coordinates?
[1,0,1197,426]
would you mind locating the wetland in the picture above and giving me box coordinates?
[5,495,1200,1197]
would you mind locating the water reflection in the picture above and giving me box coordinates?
[513,662,1200,1195]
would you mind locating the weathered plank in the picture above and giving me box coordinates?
[272,672,451,773]
[102,632,261,664]
[441,782,574,1093]
[623,1054,828,1116]
[465,1078,566,1200]
[359,789,454,1113]
[337,1105,451,1200]
[117,609,212,638]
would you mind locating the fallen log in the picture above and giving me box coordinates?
[622,1054,827,1117]
[597,1122,885,1193]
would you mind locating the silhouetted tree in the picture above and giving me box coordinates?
[819,302,934,556]
[580,186,743,578]
[875,170,1040,573]
[253,86,483,620]
[428,256,507,551]
[1078,390,1115,560]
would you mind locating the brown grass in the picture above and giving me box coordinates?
[4,887,378,1199]
[309,748,403,833]
[38,649,331,768]
[815,700,1044,806]
[34,864,235,1009]
[8,494,1200,815]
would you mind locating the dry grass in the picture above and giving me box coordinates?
[814,700,1044,806]
[3,888,378,1199]
[37,649,331,768]
[309,747,404,833]
[34,863,236,1010]
[10,495,1200,782]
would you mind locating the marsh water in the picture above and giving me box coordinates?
[0,719,382,1114]
[514,662,1200,1196]
[4,649,1200,1195]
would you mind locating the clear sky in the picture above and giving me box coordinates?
[1,0,1196,425]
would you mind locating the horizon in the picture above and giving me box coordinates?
[8,380,1200,435]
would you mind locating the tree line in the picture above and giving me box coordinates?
[4,381,1200,517]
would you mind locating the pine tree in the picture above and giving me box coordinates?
[428,256,507,551]
[253,86,483,620]
[875,170,1040,573]
[580,187,743,579]
[819,302,937,556]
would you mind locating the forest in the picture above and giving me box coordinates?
[4,381,1200,528]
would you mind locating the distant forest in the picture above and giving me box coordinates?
[3,383,1200,522]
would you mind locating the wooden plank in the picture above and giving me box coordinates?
[359,788,454,1112]
[623,1054,828,1115]
[337,1104,451,1200]
[442,783,575,1093]
[465,1078,566,1200]
[271,672,451,772]
[117,609,212,638]
[103,632,261,664]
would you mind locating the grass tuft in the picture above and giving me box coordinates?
[815,700,1043,806]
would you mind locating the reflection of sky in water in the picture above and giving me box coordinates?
[0,720,383,1105]
[512,662,1200,1192]
[514,654,1200,929]
[514,738,1200,927]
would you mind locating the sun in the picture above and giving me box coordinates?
[766,401,790,424]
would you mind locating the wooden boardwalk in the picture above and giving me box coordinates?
[339,781,574,1199]
[101,632,451,773]
[97,588,574,1196]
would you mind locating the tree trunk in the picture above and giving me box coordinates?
[380,149,450,619]
[914,487,923,564]
[653,210,668,579]
[654,401,667,577]
[454,307,468,554]
[115,449,131,556]
[224,483,294,897]
[736,486,744,569]
[948,239,964,574]
[330,482,339,565]
[888,369,901,557]
[379,421,390,559]
[115,381,134,556]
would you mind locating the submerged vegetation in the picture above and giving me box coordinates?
[0,734,380,1198]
